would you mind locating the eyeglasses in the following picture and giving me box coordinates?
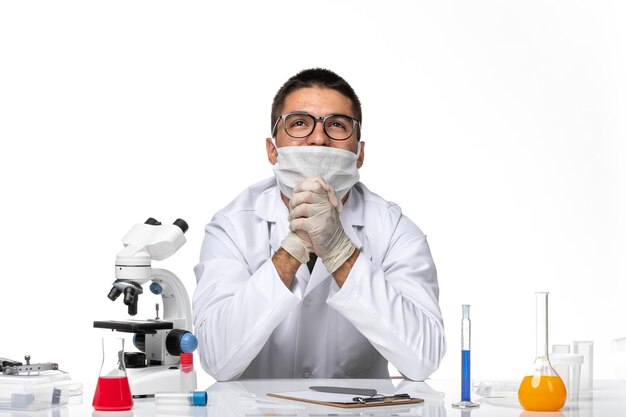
[272,112,361,141]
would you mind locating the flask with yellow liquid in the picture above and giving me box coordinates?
[518,292,566,411]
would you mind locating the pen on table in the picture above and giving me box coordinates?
[353,394,412,404]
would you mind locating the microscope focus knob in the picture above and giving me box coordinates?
[149,282,163,295]
[166,329,198,355]
[179,332,198,353]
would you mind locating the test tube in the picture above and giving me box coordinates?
[452,304,479,409]
[155,391,207,407]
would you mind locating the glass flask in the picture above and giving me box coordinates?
[92,337,133,411]
[518,292,566,411]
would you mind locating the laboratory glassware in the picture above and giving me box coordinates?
[573,340,593,391]
[92,337,133,411]
[518,292,566,411]
[550,351,583,401]
[452,304,479,408]
[155,391,208,407]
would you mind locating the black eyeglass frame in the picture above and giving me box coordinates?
[272,112,361,141]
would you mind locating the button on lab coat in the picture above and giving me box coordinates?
[193,178,446,381]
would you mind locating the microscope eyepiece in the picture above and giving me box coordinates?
[173,218,189,234]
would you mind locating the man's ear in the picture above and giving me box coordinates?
[266,138,278,165]
[357,141,365,169]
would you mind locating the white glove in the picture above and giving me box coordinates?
[288,177,356,273]
[280,231,312,264]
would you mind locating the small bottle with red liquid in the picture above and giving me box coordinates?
[93,337,133,411]
[179,352,198,392]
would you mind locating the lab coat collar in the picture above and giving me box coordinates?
[341,182,366,227]
[255,179,285,224]
[255,182,288,257]
[254,180,366,297]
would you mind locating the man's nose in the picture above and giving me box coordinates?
[306,120,331,146]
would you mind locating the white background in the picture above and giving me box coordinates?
[1,0,624,395]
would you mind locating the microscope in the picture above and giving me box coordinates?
[94,218,197,398]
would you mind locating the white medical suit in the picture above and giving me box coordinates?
[193,177,446,381]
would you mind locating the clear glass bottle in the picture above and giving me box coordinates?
[92,337,133,411]
[518,292,566,411]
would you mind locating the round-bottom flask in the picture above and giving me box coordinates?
[518,292,566,411]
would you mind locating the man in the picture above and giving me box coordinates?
[193,68,446,381]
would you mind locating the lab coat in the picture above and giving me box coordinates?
[193,177,446,381]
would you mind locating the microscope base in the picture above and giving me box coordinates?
[126,366,197,397]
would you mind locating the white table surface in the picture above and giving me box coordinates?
[13,378,626,417]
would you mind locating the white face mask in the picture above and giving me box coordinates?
[273,144,361,200]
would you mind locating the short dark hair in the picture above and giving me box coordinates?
[271,68,362,136]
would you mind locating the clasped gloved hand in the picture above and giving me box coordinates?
[287,177,357,273]
[280,231,312,264]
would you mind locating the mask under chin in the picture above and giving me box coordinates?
[273,147,360,200]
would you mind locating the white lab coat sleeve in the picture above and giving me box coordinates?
[327,213,446,381]
[193,214,300,381]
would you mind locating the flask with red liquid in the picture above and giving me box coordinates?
[93,337,133,411]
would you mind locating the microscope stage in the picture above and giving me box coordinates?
[93,320,173,334]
